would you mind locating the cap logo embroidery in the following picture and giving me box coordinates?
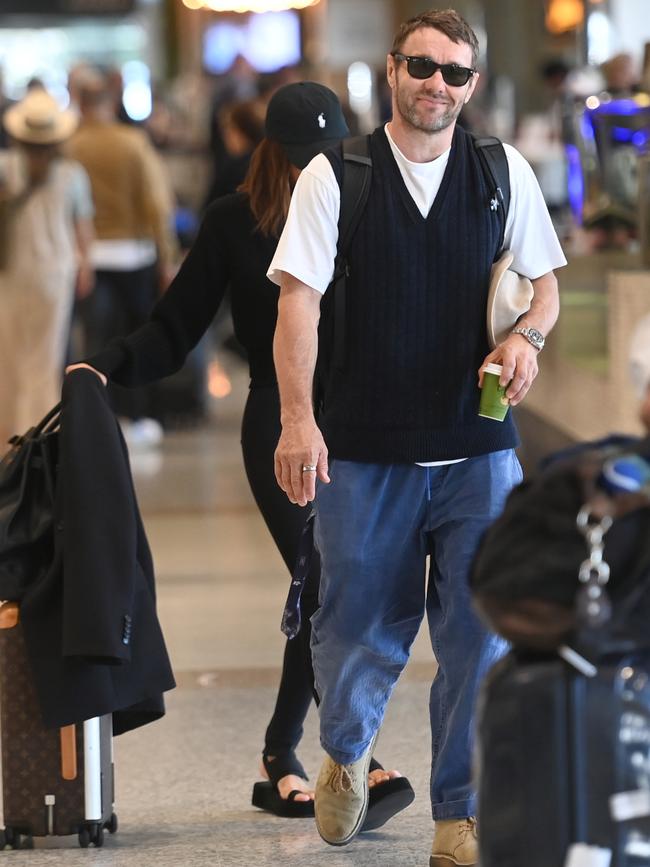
[318,112,326,129]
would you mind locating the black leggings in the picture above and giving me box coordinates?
[241,385,320,757]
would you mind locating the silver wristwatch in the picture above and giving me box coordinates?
[511,326,545,351]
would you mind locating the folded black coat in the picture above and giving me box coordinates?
[19,369,175,734]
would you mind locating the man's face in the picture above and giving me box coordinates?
[387,27,479,135]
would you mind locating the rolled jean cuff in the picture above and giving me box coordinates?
[431,796,477,821]
[320,736,374,766]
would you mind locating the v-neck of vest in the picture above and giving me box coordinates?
[377,125,458,225]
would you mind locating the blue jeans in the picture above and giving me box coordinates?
[311,450,522,820]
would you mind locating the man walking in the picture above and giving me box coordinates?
[269,9,566,865]
[67,70,178,444]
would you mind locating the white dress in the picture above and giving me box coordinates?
[0,152,93,440]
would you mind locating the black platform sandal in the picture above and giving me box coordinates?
[363,758,416,832]
[252,751,315,818]
[251,753,415,825]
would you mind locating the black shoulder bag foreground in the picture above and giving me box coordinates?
[0,403,61,602]
[470,440,650,656]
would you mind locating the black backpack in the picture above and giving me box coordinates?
[328,133,511,370]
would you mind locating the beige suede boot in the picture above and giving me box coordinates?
[430,816,478,866]
[314,739,375,846]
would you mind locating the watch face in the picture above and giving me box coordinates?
[528,328,544,347]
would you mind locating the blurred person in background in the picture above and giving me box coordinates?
[67,81,413,828]
[144,86,176,150]
[514,58,573,228]
[202,99,266,366]
[203,99,265,208]
[0,68,12,149]
[66,68,179,448]
[640,368,650,433]
[209,55,259,169]
[25,77,46,93]
[601,52,641,97]
[106,66,132,126]
[0,88,94,450]
[539,58,573,142]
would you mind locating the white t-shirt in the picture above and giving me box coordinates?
[90,238,157,271]
[268,124,567,465]
[269,124,567,291]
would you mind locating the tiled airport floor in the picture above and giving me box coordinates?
[16,358,440,866]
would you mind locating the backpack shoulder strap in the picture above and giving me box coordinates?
[331,135,372,370]
[472,134,510,250]
[337,134,373,258]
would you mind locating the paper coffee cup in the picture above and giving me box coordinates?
[479,362,510,422]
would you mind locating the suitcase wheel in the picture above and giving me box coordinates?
[1,827,31,850]
[79,823,106,848]
[106,813,118,834]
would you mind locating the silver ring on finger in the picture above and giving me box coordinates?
[301,464,317,473]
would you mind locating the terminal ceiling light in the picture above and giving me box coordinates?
[181,0,320,10]
[545,0,584,34]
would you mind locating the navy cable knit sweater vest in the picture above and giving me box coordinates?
[319,125,519,463]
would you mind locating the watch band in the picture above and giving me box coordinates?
[511,326,545,350]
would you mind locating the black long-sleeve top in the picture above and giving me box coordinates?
[87,193,280,389]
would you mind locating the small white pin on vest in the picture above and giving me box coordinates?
[318,113,326,128]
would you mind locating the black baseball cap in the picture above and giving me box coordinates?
[265,81,350,169]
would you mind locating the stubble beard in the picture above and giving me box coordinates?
[396,83,463,134]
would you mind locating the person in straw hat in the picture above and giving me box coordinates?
[0,87,94,449]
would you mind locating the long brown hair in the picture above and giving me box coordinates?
[239,138,294,238]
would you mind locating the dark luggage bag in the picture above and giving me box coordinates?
[0,602,117,849]
[477,649,650,867]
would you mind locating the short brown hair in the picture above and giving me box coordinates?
[239,138,294,238]
[391,8,479,67]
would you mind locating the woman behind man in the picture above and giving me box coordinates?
[0,88,94,449]
[68,82,413,825]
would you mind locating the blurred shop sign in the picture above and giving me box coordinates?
[0,0,135,13]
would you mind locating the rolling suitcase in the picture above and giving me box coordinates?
[0,602,117,849]
[476,649,650,867]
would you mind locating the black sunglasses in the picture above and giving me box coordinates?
[391,53,475,86]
